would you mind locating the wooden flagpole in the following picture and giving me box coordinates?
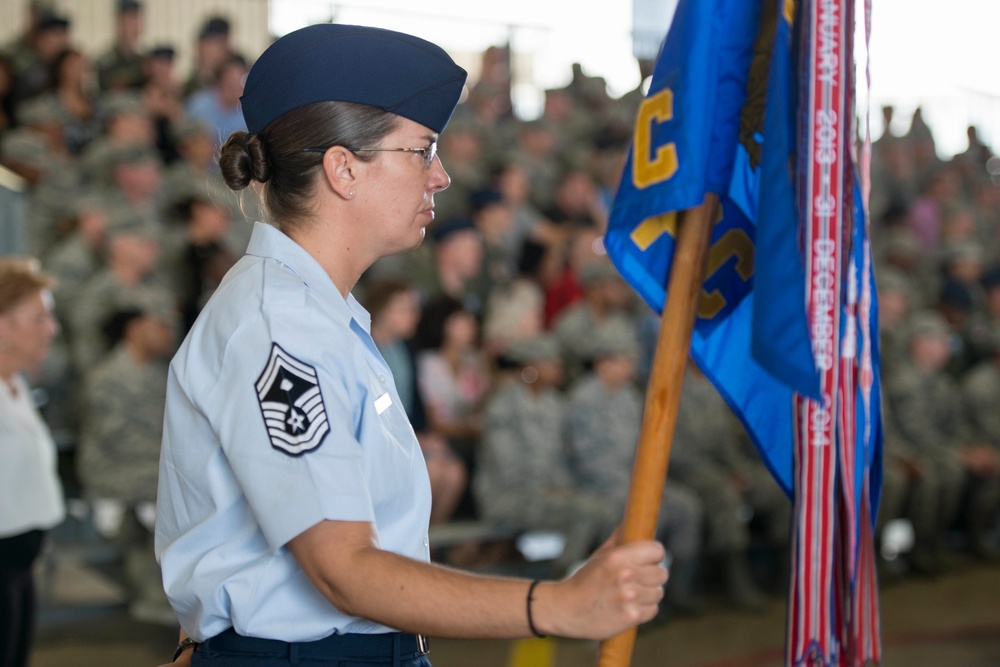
[597,193,718,667]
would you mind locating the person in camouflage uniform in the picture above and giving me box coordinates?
[565,322,705,614]
[473,335,619,573]
[68,216,172,373]
[960,327,1000,557]
[885,310,1000,571]
[95,1,146,92]
[5,96,83,259]
[552,260,636,386]
[33,195,110,447]
[76,294,177,623]
[668,363,789,609]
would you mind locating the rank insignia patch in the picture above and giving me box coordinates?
[256,343,330,456]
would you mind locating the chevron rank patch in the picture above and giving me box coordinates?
[256,343,330,456]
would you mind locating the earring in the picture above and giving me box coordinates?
[348,191,355,198]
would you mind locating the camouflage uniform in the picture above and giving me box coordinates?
[670,368,791,553]
[96,46,145,92]
[669,367,787,608]
[77,338,173,619]
[474,337,618,570]
[552,306,636,387]
[565,373,702,560]
[566,370,706,612]
[69,262,173,373]
[77,346,167,503]
[963,348,1000,447]
[885,314,970,569]
[961,335,1000,552]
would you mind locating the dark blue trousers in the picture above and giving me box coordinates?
[191,628,432,667]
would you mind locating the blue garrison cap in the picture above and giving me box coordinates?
[241,24,468,136]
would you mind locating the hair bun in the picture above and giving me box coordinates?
[219,131,270,190]
[246,134,271,184]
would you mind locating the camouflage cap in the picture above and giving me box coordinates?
[18,96,63,126]
[877,267,911,295]
[121,289,178,328]
[171,117,210,143]
[579,260,621,287]
[883,228,921,258]
[589,319,639,360]
[505,334,562,365]
[102,91,148,119]
[71,191,110,216]
[106,208,159,238]
[906,309,951,343]
[0,131,51,169]
[106,142,161,168]
[940,241,983,265]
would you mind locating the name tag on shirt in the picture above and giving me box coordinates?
[374,392,393,415]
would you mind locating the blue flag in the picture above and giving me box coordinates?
[605,0,818,495]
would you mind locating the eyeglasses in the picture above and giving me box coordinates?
[302,142,438,168]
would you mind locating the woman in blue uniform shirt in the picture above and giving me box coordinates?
[155,24,667,667]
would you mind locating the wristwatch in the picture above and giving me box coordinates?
[173,637,197,662]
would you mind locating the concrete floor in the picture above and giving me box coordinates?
[28,553,1000,667]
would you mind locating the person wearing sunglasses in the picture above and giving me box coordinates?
[155,24,667,667]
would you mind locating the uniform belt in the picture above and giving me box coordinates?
[198,628,430,660]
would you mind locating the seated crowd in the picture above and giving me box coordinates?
[0,2,998,624]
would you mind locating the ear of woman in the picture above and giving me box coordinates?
[318,145,358,201]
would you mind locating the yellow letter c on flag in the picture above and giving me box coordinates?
[633,88,679,189]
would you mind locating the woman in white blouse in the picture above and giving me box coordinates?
[0,258,64,667]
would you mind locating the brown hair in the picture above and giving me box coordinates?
[0,257,55,315]
[362,277,414,318]
[218,101,400,231]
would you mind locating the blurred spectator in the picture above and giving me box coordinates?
[543,166,607,231]
[44,194,109,324]
[420,218,484,314]
[961,327,1000,559]
[184,53,247,149]
[492,158,546,252]
[77,296,177,623]
[140,45,185,164]
[566,322,705,614]
[481,268,545,360]
[183,16,235,98]
[474,335,618,573]
[904,107,943,184]
[877,268,913,378]
[96,0,146,92]
[670,363,787,609]
[79,92,156,187]
[885,311,997,573]
[68,218,169,373]
[43,48,103,155]
[465,187,517,305]
[432,115,486,224]
[100,143,166,232]
[552,259,636,383]
[510,119,560,211]
[0,54,18,135]
[9,9,71,103]
[907,167,961,256]
[0,257,64,667]
[365,279,467,525]
[413,295,490,466]
[163,192,236,332]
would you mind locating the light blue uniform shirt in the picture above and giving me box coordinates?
[155,222,432,642]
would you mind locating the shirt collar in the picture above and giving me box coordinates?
[245,222,370,332]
